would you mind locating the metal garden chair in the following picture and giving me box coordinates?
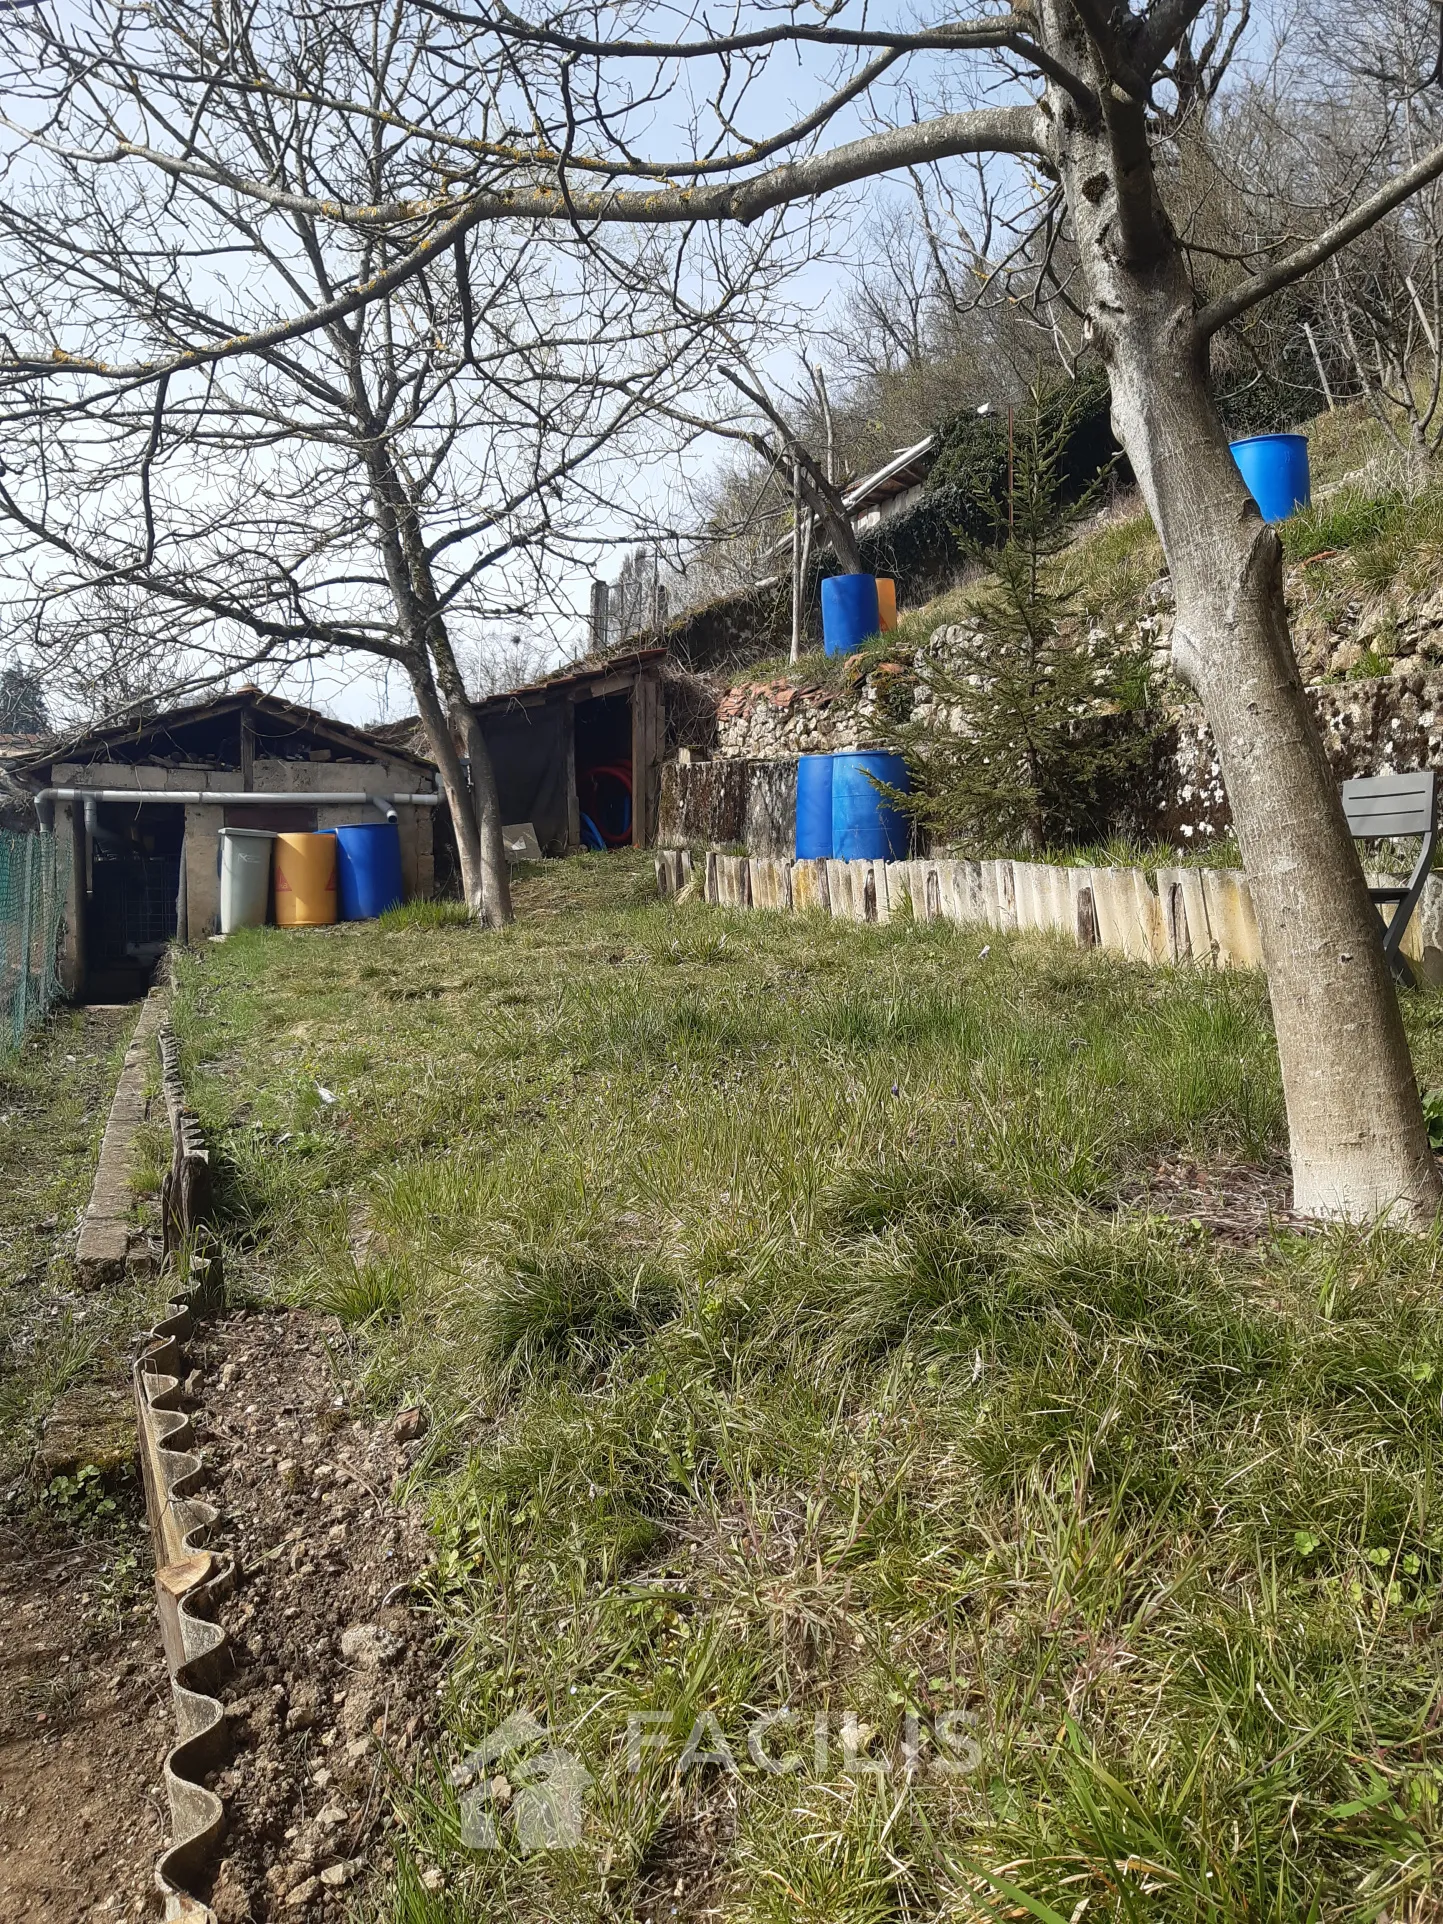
[1341,770,1439,988]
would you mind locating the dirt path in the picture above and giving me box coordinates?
[2,996,445,1921]
[0,1518,167,1922]
[189,1305,438,1922]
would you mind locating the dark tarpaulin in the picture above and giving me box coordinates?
[481,704,570,856]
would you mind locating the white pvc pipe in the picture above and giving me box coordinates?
[33,786,440,829]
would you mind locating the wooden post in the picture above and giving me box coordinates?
[630,670,662,848]
[589,579,609,654]
[60,801,87,996]
[239,713,255,790]
[13,833,34,1045]
[565,694,581,852]
[1007,404,1015,533]
[790,459,802,665]
[1302,322,1336,411]
[1405,277,1438,357]
[1076,884,1098,949]
[1166,881,1192,963]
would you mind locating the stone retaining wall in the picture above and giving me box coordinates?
[697,663,1443,854]
[1167,671,1443,843]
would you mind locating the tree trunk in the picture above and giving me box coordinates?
[359,433,513,926]
[403,650,487,913]
[1042,18,1441,1222]
[422,623,513,928]
[799,466,865,575]
[455,699,513,928]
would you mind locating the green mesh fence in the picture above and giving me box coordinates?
[0,830,71,1051]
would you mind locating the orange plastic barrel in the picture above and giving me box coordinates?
[876,577,898,632]
[273,831,337,927]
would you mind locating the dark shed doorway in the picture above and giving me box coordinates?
[574,693,634,849]
[88,800,185,999]
[480,704,572,857]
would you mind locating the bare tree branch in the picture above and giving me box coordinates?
[0,107,1046,389]
[1198,132,1443,337]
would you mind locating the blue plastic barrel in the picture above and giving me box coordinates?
[1230,433,1310,522]
[831,751,910,861]
[821,574,881,658]
[335,820,403,920]
[796,754,835,859]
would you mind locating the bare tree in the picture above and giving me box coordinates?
[1296,0,1443,464]
[3,2,1443,1215]
[0,0,780,924]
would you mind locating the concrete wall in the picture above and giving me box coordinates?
[52,757,435,956]
[658,758,797,858]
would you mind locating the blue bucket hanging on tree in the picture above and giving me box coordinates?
[1229,433,1310,523]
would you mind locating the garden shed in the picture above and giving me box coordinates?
[15,690,438,999]
[471,647,667,856]
[373,648,670,860]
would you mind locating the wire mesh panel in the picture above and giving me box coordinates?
[0,831,72,1051]
[91,852,180,964]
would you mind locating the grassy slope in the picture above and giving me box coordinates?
[175,858,1443,1923]
[734,401,1432,694]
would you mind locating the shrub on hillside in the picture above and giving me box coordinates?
[924,362,1124,540]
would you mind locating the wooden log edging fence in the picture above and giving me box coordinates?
[656,848,1443,980]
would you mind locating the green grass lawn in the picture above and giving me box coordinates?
[173,855,1443,1922]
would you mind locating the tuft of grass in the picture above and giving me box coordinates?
[310,1255,414,1325]
[379,897,476,930]
[475,1242,682,1373]
[1057,495,1165,622]
[1281,484,1406,563]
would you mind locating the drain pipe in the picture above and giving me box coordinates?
[83,793,96,895]
[32,787,438,831]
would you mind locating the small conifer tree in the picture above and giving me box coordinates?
[896,376,1157,852]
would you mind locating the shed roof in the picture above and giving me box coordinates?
[13,688,433,778]
[841,434,937,514]
[760,433,938,571]
[472,646,667,715]
[368,648,669,762]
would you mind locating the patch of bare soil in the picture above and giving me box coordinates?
[0,1515,167,1923]
[190,1305,440,1922]
[1119,1155,1306,1244]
